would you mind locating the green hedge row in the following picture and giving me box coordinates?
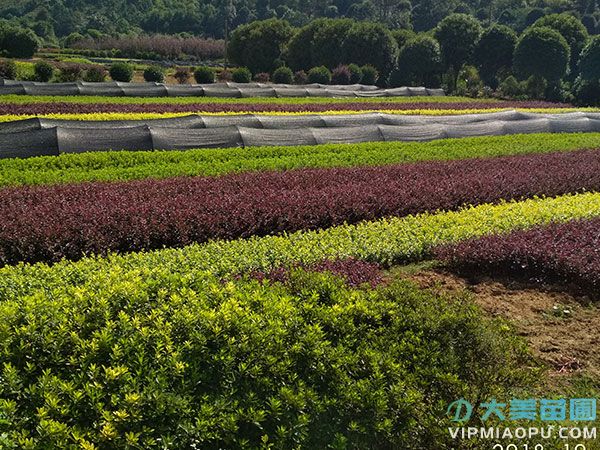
[1,133,598,187]
[0,269,530,449]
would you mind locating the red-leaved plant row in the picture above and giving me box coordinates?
[2,148,600,266]
[435,218,600,297]
[247,258,384,288]
[0,100,571,115]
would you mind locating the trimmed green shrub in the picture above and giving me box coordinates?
[331,64,351,85]
[232,67,252,83]
[63,32,85,48]
[311,18,355,69]
[498,75,524,98]
[360,64,379,85]
[193,66,215,84]
[0,267,532,449]
[34,60,54,82]
[109,62,134,82]
[84,66,107,82]
[514,26,570,82]
[0,59,16,79]
[143,65,165,83]
[532,13,589,74]
[524,75,547,100]
[396,35,442,87]
[0,27,38,58]
[307,65,332,84]
[272,66,293,84]
[573,77,600,106]
[348,63,363,84]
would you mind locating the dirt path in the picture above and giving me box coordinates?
[391,267,600,382]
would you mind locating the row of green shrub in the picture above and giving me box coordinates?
[190,63,379,85]
[0,59,163,83]
[1,133,598,187]
[0,263,531,449]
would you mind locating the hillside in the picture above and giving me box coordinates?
[0,0,598,43]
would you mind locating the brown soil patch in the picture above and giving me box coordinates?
[394,268,600,381]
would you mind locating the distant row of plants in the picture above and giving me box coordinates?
[0,59,383,87]
[0,133,596,188]
[64,33,225,61]
[190,63,379,86]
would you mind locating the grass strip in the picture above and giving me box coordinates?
[2,133,599,187]
[2,191,600,300]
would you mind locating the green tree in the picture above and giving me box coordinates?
[474,24,517,88]
[285,19,328,71]
[579,35,600,81]
[0,27,38,58]
[391,28,416,50]
[228,19,293,74]
[341,21,398,77]
[312,18,355,68]
[532,13,589,74]
[394,35,442,87]
[434,13,483,71]
[514,26,570,81]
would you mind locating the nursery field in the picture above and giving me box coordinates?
[0,91,599,449]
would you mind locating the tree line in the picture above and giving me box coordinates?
[226,13,600,105]
[0,0,598,45]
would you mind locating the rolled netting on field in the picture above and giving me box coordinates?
[2,110,600,159]
[0,79,447,98]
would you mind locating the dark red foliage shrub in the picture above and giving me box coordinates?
[331,65,352,85]
[435,218,600,297]
[2,149,600,265]
[253,72,270,83]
